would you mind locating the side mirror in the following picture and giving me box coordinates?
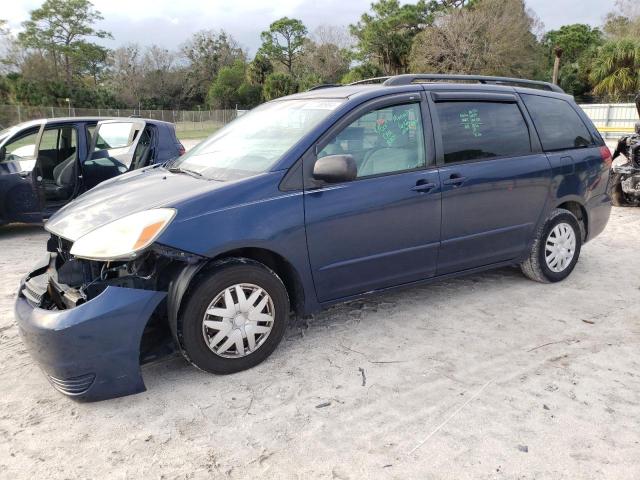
[313,154,357,183]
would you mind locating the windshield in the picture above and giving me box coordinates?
[172,99,343,180]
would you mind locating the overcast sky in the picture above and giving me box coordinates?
[3,0,617,55]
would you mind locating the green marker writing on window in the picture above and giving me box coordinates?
[460,109,483,137]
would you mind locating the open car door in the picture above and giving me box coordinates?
[82,119,147,191]
[0,124,45,224]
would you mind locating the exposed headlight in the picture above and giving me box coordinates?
[70,208,176,261]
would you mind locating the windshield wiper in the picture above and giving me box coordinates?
[168,166,203,178]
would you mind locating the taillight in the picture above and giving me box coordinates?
[600,146,612,167]
[177,144,186,156]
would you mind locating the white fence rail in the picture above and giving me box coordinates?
[579,103,638,139]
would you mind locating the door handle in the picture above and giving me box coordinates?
[442,174,467,186]
[411,181,437,193]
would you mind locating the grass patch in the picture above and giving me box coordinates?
[175,123,221,141]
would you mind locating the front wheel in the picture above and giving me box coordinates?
[521,208,582,283]
[180,260,289,374]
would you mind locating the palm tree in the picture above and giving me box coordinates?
[590,39,640,100]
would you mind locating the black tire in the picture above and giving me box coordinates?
[609,172,631,207]
[520,208,582,283]
[180,259,289,374]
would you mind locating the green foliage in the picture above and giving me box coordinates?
[1,0,639,110]
[73,41,109,85]
[340,63,384,83]
[543,24,603,66]
[0,76,11,104]
[408,0,542,80]
[540,24,603,96]
[589,38,640,100]
[19,0,111,84]
[181,30,245,105]
[247,53,273,85]
[13,78,62,106]
[297,40,351,84]
[69,82,119,108]
[207,60,245,108]
[263,72,298,101]
[259,17,308,74]
[349,0,442,75]
[296,72,324,91]
[207,60,262,109]
[2,73,116,107]
[237,82,263,106]
[555,63,590,97]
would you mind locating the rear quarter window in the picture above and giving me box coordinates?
[434,101,531,164]
[521,94,593,151]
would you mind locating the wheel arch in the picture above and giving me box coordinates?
[555,199,588,241]
[168,246,305,349]
[208,247,305,316]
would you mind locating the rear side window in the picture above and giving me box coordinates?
[434,101,531,164]
[521,94,593,151]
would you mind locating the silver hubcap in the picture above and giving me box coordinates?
[202,283,275,358]
[545,222,576,273]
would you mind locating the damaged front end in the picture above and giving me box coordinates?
[610,96,640,206]
[612,159,640,206]
[15,234,204,401]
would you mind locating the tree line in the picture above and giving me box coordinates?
[0,0,638,111]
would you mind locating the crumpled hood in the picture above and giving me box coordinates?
[46,167,220,241]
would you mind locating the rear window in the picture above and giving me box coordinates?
[521,94,593,151]
[434,101,531,164]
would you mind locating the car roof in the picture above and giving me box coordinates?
[279,75,574,103]
[8,117,175,131]
[97,118,175,128]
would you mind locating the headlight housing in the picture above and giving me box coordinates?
[70,208,176,261]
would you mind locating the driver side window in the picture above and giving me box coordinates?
[318,102,426,178]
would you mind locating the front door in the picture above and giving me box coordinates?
[0,126,43,224]
[82,120,146,190]
[430,94,552,275]
[304,96,441,302]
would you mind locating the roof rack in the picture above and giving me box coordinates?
[347,76,391,86]
[307,83,343,91]
[381,74,564,93]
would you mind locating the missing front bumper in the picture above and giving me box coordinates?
[15,269,166,401]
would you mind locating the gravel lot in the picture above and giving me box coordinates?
[0,206,639,479]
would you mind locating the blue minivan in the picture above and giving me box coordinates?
[15,75,612,401]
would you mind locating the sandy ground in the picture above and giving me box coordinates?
[0,206,639,480]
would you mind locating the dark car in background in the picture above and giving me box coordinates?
[0,117,184,225]
[15,74,612,401]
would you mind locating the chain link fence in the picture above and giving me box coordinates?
[0,105,242,138]
[0,103,636,141]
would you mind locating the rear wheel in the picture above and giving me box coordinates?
[521,208,582,283]
[180,260,289,374]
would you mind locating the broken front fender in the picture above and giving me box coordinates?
[15,283,166,402]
